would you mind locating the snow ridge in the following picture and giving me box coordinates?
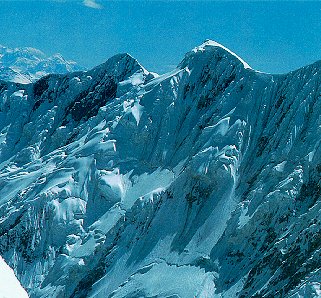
[193,39,252,69]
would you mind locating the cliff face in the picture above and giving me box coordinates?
[0,40,321,297]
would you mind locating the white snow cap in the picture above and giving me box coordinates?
[193,39,252,70]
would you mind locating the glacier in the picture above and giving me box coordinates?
[0,40,321,297]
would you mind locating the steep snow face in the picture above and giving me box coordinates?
[0,257,29,298]
[0,40,321,297]
[0,45,83,84]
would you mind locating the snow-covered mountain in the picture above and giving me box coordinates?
[0,40,321,297]
[0,45,83,84]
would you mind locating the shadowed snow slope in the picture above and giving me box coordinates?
[0,40,321,297]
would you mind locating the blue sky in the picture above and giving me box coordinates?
[0,1,321,74]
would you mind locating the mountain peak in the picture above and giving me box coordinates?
[187,39,252,70]
[90,52,148,80]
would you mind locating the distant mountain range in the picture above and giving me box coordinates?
[0,40,321,297]
[0,45,84,83]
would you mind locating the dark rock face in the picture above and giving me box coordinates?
[65,76,117,123]
[0,41,321,297]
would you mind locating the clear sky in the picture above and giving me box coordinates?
[0,1,321,74]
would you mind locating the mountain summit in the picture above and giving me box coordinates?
[0,41,321,297]
[181,39,252,70]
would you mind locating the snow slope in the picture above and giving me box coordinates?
[0,45,83,84]
[0,257,28,298]
[0,40,321,297]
